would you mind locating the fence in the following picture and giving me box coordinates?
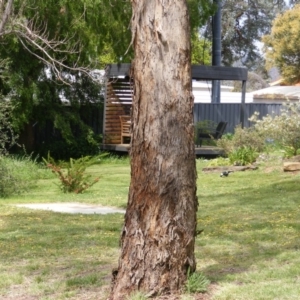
[29,106,104,154]
[194,103,283,133]
[31,103,282,150]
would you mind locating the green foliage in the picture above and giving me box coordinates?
[185,269,210,294]
[195,120,217,134]
[44,153,108,193]
[0,99,18,155]
[39,127,102,160]
[283,146,300,158]
[191,34,211,65]
[188,0,215,65]
[263,4,300,84]
[0,158,20,198]
[0,0,213,156]
[228,146,259,166]
[188,0,216,28]
[217,125,265,156]
[66,274,100,288]
[216,126,264,165]
[207,157,231,167]
[249,101,300,157]
[2,157,300,299]
[0,154,51,198]
[204,0,287,71]
[221,132,234,140]
[0,0,122,151]
[126,291,148,300]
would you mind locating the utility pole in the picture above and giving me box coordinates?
[211,0,221,103]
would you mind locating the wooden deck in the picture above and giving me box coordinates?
[195,145,225,156]
[101,144,224,156]
[101,143,131,152]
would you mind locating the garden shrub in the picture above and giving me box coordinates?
[44,153,108,193]
[228,146,259,166]
[0,154,49,197]
[0,99,18,155]
[217,125,265,156]
[0,157,19,197]
[38,129,102,161]
[215,125,264,166]
[249,101,300,157]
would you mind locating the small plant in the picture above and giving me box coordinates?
[0,153,49,198]
[126,291,148,300]
[185,269,210,294]
[206,157,231,167]
[283,146,297,158]
[44,153,108,193]
[228,146,258,166]
[66,274,100,288]
[217,125,265,156]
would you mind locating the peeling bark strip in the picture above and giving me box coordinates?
[110,0,198,299]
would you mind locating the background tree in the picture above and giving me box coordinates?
[0,0,212,157]
[232,72,269,92]
[191,32,211,65]
[0,0,132,157]
[110,0,198,298]
[263,4,300,84]
[0,98,17,156]
[288,0,300,6]
[200,0,288,75]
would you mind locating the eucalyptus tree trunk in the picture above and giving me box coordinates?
[110,0,198,298]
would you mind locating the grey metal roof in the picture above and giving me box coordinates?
[251,86,300,100]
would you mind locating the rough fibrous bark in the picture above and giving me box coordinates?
[110,1,198,299]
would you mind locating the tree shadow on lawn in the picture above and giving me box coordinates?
[196,177,300,283]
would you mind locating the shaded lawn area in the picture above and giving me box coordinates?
[0,158,300,299]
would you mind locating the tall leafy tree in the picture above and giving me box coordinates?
[191,34,211,65]
[201,0,288,72]
[0,0,213,156]
[288,0,300,6]
[263,4,300,84]
[0,0,132,155]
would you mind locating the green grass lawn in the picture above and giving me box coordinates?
[0,155,300,299]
